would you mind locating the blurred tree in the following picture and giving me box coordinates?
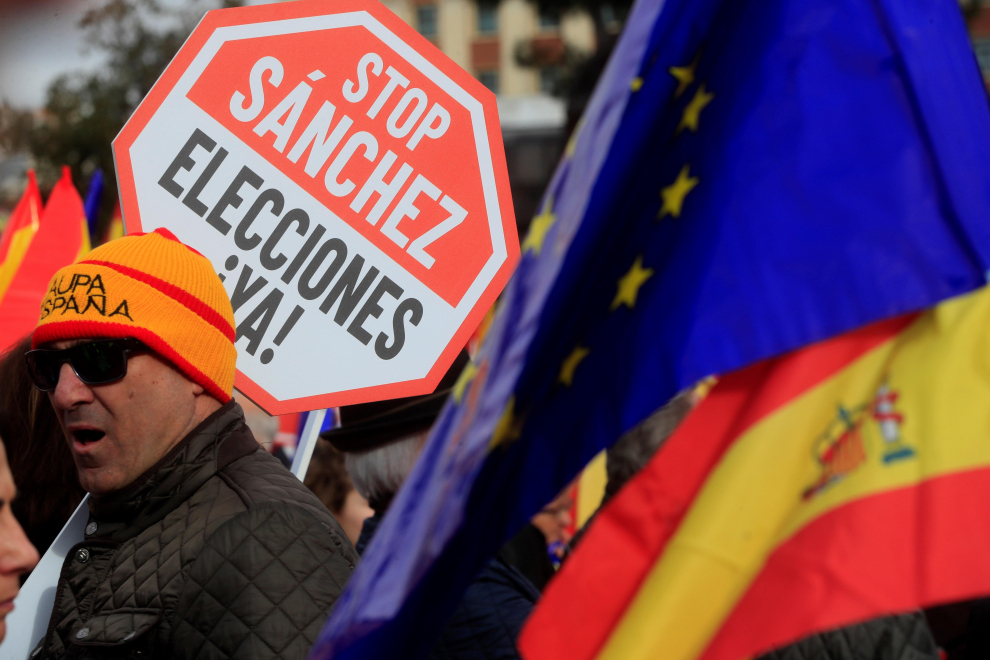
[510,0,625,102]
[0,102,33,155]
[0,0,239,235]
[530,0,627,47]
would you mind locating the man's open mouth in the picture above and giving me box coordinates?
[73,429,106,445]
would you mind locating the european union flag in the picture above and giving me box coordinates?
[312,0,990,658]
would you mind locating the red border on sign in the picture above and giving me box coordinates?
[113,0,518,415]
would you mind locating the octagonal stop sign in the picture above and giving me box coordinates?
[113,0,518,414]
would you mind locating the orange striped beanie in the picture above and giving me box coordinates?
[32,228,236,403]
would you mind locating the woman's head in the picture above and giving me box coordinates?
[344,431,428,514]
[0,438,40,645]
[304,439,373,546]
[0,335,84,556]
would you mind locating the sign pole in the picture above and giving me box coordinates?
[291,409,327,481]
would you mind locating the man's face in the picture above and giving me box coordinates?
[531,485,575,556]
[47,338,216,495]
[0,441,40,644]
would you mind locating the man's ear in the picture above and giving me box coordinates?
[190,381,206,396]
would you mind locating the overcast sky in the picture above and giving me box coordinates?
[0,0,104,108]
[0,0,273,109]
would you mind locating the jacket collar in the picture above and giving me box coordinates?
[355,511,383,556]
[88,401,259,542]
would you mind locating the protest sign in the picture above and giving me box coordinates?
[113,0,518,414]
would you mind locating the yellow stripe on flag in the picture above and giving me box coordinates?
[0,223,39,305]
[106,215,124,242]
[0,184,41,305]
[577,450,607,528]
[76,217,91,262]
[596,286,990,660]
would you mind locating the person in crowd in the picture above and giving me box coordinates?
[532,487,574,566]
[603,388,696,505]
[25,228,356,660]
[304,438,374,546]
[324,351,541,660]
[499,485,573,592]
[0,335,85,558]
[0,438,41,647]
[925,598,990,659]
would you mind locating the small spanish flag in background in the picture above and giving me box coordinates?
[101,201,125,245]
[0,169,42,305]
[0,167,90,352]
[520,285,990,660]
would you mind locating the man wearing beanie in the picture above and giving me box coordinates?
[26,228,357,660]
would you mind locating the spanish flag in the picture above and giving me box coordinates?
[0,170,42,305]
[0,167,90,352]
[520,285,990,660]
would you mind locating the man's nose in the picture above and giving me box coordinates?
[0,513,40,578]
[50,362,94,409]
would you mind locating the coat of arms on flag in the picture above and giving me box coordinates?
[803,381,916,501]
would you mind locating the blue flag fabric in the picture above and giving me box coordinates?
[83,169,104,239]
[312,0,990,658]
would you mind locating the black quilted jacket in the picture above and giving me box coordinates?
[757,612,940,660]
[356,514,540,660]
[430,558,541,660]
[33,402,358,660]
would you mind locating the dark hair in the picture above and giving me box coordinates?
[303,438,354,515]
[604,390,694,501]
[0,334,84,556]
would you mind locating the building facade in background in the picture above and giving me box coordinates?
[375,0,596,228]
[380,0,596,97]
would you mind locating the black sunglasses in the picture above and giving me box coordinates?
[25,338,148,392]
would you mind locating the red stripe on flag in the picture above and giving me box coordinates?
[518,313,914,660]
[700,465,990,660]
[722,314,916,443]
